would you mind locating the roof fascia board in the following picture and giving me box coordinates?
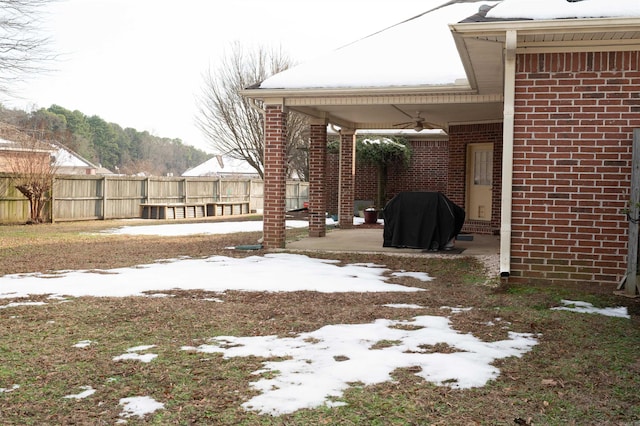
[282,93,502,107]
[241,83,475,100]
[516,41,640,54]
[0,147,51,154]
[450,16,640,38]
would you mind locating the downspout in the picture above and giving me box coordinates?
[248,98,265,116]
[500,29,517,278]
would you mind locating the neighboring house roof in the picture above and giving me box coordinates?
[0,125,113,175]
[182,155,260,178]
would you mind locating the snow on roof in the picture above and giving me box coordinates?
[0,137,93,168]
[259,0,640,91]
[259,1,500,90]
[182,155,258,177]
[487,0,640,20]
[52,146,91,167]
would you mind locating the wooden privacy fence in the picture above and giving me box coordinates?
[0,174,309,224]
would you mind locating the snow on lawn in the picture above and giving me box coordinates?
[0,384,19,393]
[63,386,96,400]
[1,220,629,417]
[0,253,425,299]
[0,301,46,309]
[182,315,539,415]
[102,219,312,237]
[118,396,164,420]
[113,345,158,363]
[100,216,372,237]
[552,300,630,319]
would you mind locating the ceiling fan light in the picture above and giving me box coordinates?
[414,123,424,132]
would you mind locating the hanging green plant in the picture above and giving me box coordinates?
[356,135,412,209]
[356,136,411,168]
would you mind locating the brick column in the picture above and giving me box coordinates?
[263,104,287,249]
[308,122,327,237]
[338,129,355,229]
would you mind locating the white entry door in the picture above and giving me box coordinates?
[466,143,493,221]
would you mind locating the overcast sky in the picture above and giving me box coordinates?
[4,0,443,153]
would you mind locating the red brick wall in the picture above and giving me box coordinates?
[325,151,339,215]
[338,131,355,228]
[448,123,504,234]
[263,105,287,249]
[308,124,327,237]
[511,51,640,286]
[384,140,449,199]
[326,138,450,213]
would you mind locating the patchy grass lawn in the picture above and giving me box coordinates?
[0,218,638,425]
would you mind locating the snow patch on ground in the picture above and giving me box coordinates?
[182,314,538,415]
[552,300,630,319]
[118,396,164,420]
[63,386,96,399]
[113,345,158,363]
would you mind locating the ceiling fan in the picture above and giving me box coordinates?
[391,106,438,132]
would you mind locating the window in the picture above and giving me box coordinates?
[474,150,492,185]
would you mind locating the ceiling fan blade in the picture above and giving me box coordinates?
[391,104,415,119]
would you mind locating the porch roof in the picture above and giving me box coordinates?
[242,0,640,132]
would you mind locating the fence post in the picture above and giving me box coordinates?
[102,176,107,220]
[50,176,56,223]
[145,177,150,204]
[622,129,640,297]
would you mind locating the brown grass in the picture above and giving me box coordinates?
[0,218,638,425]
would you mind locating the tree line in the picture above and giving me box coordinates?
[0,104,211,176]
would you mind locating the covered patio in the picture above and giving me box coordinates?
[243,0,640,290]
[243,2,506,261]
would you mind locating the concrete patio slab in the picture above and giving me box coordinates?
[286,226,499,257]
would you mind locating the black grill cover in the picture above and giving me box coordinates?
[383,192,465,250]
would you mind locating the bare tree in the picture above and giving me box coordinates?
[1,123,57,223]
[196,42,309,180]
[0,0,54,96]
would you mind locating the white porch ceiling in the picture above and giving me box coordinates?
[285,96,504,131]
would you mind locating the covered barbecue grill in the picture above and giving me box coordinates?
[382,192,465,250]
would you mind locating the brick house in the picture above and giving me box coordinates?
[0,123,104,175]
[242,0,640,292]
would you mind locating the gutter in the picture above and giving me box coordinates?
[500,29,517,278]
[240,82,475,100]
[449,16,640,38]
